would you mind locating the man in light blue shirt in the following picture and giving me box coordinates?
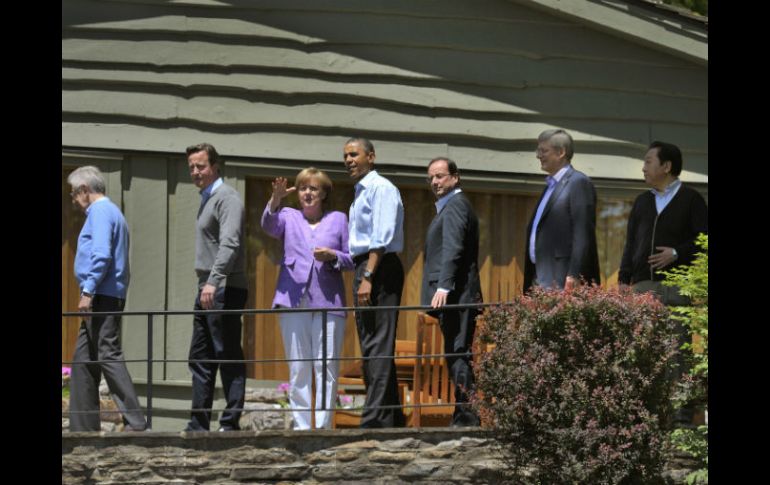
[68,165,147,432]
[344,137,406,428]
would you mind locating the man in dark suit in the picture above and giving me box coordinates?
[421,157,482,426]
[619,141,707,426]
[524,129,600,291]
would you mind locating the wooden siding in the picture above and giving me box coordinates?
[62,0,707,183]
[62,167,85,365]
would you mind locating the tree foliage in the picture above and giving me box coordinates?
[662,0,708,17]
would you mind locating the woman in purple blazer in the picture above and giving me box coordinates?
[261,168,354,429]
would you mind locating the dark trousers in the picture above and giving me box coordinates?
[438,306,481,426]
[632,280,694,424]
[353,253,406,428]
[69,295,146,431]
[187,286,247,431]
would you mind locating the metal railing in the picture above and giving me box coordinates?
[62,302,502,430]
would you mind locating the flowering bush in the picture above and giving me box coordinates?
[336,394,354,409]
[62,366,72,398]
[473,284,679,484]
[276,382,290,408]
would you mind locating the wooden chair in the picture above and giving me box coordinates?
[409,312,456,427]
[332,339,417,429]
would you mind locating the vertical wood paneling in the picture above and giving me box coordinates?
[62,167,85,365]
[597,198,633,287]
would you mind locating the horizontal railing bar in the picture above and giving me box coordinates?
[63,401,472,416]
[62,302,502,318]
[62,351,474,366]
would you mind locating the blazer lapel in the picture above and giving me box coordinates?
[540,168,573,221]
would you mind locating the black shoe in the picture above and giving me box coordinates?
[183,424,206,432]
[359,421,384,429]
[451,413,481,428]
[217,425,238,432]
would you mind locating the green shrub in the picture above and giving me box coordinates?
[473,284,679,484]
[663,233,708,483]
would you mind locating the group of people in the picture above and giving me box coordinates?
[66,129,707,433]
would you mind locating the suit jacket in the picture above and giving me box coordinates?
[261,206,354,317]
[421,192,482,307]
[524,166,600,291]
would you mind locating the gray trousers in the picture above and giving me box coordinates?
[69,294,146,431]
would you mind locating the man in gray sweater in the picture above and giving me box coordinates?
[184,143,248,432]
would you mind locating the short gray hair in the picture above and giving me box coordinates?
[67,165,106,194]
[538,129,574,161]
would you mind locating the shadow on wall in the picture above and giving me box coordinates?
[62,0,707,176]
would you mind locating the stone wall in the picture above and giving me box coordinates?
[62,428,699,484]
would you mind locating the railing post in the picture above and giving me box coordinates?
[321,309,328,418]
[146,313,153,429]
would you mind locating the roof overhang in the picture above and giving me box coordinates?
[508,0,707,66]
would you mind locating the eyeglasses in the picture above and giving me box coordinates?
[426,173,450,184]
[70,187,83,198]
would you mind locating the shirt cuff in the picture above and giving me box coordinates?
[436,288,450,294]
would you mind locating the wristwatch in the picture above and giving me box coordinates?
[362,270,373,281]
[81,291,93,298]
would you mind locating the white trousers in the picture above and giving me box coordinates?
[279,306,346,430]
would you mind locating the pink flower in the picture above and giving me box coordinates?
[340,395,353,405]
[277,382,290,393]
[62,366,72,377]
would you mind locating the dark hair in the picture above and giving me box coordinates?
[345,137,375,154]
[428,157,459,176]
[648,141,682,176]
[186,142,222,167]
[428,157,461,187]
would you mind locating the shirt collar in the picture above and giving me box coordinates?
[85,196,109,215]
[546,164,571,186]
[435,187,462,213]
[651,178,681,196]
[354,170,378,192]
[200,177,223,198]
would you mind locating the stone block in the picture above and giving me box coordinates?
[239,402,291,431]
[226,446,297,464]
[421,447,457,459]
[397,460,442,479]
[230,464,310,480]
[368,451,417,463]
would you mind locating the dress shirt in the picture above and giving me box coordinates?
[435,187,463,214]
[529,164,571,263]
[652,178,682,214]
[348,170,404,257]
[200,177,223,205]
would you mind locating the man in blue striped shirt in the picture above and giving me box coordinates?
[68,165,146,432]
[344,137,406,428]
